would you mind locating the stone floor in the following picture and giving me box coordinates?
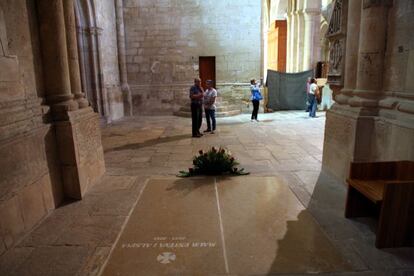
[1,111,413,275]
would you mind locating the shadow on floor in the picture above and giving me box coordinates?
[105,134,190,152]
[285,171,414,273]
[268,210,351,275]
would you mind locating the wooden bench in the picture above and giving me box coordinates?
[345,161,414,248]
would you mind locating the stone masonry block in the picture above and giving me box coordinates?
[0,196,25,248]
[55,108,105,199]
[19,180,47,233]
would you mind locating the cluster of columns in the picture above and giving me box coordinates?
[36,0,107,200]
[286,0,321,73]
[37,0,89,119]
[115,0,133,117]
[335,0,391,111]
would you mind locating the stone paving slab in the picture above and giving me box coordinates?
[218,176,350,275]
[102,177,226,276]
[101,176,350,275]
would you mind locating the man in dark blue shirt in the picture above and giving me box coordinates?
[189,78,204,137]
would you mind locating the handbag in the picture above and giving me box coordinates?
[254,91,263,101]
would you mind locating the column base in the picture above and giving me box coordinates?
[323,104,414,182]
[348,96,379,108]
[322,107,359,181]
[54,107,105,199]
[74,92,90,108]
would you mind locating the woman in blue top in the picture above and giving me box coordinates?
[250,79,262,122]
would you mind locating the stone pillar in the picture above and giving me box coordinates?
[349,0,391,108]
[296,10,304,71]
[286,13,292,72]
[310,9,322,70]
[37,0,105,200]
[293,11,300,72]
[336,0,362,104]
[303,12,312,71]
[115,0,133,116]
[63,0,89,108]
[37,0,78,118]
[302,0,321,72]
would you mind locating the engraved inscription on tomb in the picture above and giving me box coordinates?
[121,236,217,250]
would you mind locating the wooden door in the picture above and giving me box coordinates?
[267,20,287,72]
[199,56,216,89]
[276,20,287,72]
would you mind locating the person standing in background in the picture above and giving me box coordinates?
[305,77,311,112]
[250,79,262,122]
[203,80,217,134]
[308,78,319,118]
[189,78,204,137]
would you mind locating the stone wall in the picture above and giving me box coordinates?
[123,0,262,115]
[0,0,108,256]
[0,0,60,255]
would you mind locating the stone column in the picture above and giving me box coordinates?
[349,0,390,108]
[286,13,292,72]
[310,9,322,70]
[37,0,78,118]
[303,12,312,71]
[115,0,133,116]
[37,0,105,200]
[293,11,300,72]
[336,0,362,104]
[296,10,304,71]
[63,0,89,108]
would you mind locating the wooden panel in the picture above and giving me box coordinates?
[267,21,278,71]
[347,179,385,203]
[199,57,216,89]
[345,186,379,218]
[345,161,414,248]
[267,20,287,72]
[377,181,414,248]
[349,162,397,180]
[395,161,414,180]
[276,20,287,72]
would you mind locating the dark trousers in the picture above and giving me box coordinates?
[251,100,259,120]
[308,94,317,117]
[191,103,202,136]
[205,108,216,131]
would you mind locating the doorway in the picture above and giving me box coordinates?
[199,56,216,89]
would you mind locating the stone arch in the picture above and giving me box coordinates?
[74,0,105,117]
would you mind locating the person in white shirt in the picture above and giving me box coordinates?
[308,78,319,118]
[203,80,217,134]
